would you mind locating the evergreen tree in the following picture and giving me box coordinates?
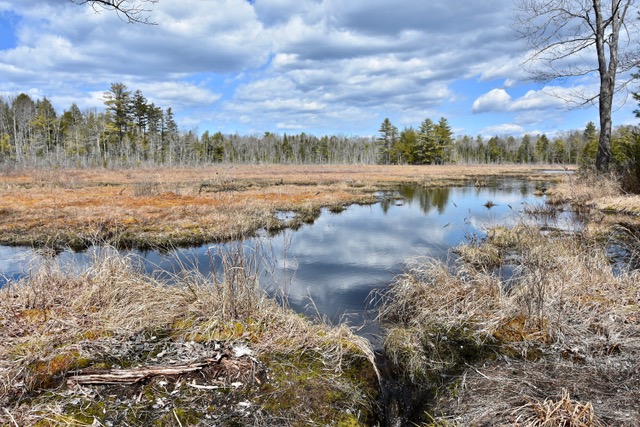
[131,90,149,136]
[377,118,398,164]
[487,136,502,163]
[104,83,132,145]
[536,134,550,163]
[396,127,418,164]
[551,139,568,163]
[433,117,453,164]
[417,118,437,164]
[163,107,179,165]
[580,122,599,168]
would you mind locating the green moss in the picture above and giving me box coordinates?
[258,350,377,426]
[337,413,362,426]
[27,350,93,391]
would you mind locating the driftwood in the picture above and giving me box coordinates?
[67,356,222,386]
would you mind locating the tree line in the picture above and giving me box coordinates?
[0,82,638,172]
[376,116,639,171]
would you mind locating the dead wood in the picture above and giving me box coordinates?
[67,356,223,386]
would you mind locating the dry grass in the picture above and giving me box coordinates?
[514,389,606,427]
[0,245,378,426]
[546,172,622,206]
[380,221,640,426]
[547,171,640,243]
[0,164,565,249]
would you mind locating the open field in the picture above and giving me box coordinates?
[0,164,569,249]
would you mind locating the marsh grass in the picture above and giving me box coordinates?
[546,171,622,207]
[0,164,566,250]
[514,389,606,427]
[0,244,378,426]
[380,221,640,425]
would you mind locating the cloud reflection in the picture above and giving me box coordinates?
[0,180,550,327]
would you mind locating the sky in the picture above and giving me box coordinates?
[0,0,639,139]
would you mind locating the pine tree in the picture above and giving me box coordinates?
[417,118,436,164]
[377,118,398,165]
[434,117,453,164]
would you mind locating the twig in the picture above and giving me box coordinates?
[173,409,184,427]
[2,408,19,427]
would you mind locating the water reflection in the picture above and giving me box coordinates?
[0,180,575,342]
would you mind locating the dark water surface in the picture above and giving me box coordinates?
[0,179,579,342]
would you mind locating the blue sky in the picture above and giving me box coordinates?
[0,0,638,138]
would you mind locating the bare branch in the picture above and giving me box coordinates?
[513,0,640,172]
[69,0,158,24]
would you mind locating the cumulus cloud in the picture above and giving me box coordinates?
[509,89,568,111]
[136,82,222,109]
[0,0,606,135]
[480,123,525,136]
[473,86,578,116]
[472,89,512,113]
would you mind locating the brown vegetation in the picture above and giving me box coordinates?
[0,245,378,426]
[0,164,566,249]
[379,202,640,425]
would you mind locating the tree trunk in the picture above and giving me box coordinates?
[596,77,613,172]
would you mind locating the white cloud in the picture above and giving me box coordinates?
[480,124,525,136]
[472,89,512,113]
[137,82,222,109]
[504,79,517,88]
[0,0,618,135]
[509,89,568,111]
[277,122,305,130]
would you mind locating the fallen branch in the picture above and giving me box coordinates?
[67,356,222,386]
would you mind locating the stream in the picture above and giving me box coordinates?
[0,178,581,338]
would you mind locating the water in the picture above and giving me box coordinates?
[0,179,578,339]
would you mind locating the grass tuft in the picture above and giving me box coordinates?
[514,389,605,427]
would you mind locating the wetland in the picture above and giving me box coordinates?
[1,165,639,426]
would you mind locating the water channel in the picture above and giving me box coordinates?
[0,178,580,344]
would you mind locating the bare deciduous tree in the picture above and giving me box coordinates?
[514,0,640,171]
[70,0,158,24]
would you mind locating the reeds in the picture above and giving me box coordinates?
[0,244,378,425]
[379,221,640,425]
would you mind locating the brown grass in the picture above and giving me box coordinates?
[0,164,566,249]
[546,172,622,206]
[380,220,640,426]
[514,389,606,427]
[0,245,378,426]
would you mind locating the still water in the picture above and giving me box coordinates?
[0,179,576,340]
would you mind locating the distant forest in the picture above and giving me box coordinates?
[0,83,636,168]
